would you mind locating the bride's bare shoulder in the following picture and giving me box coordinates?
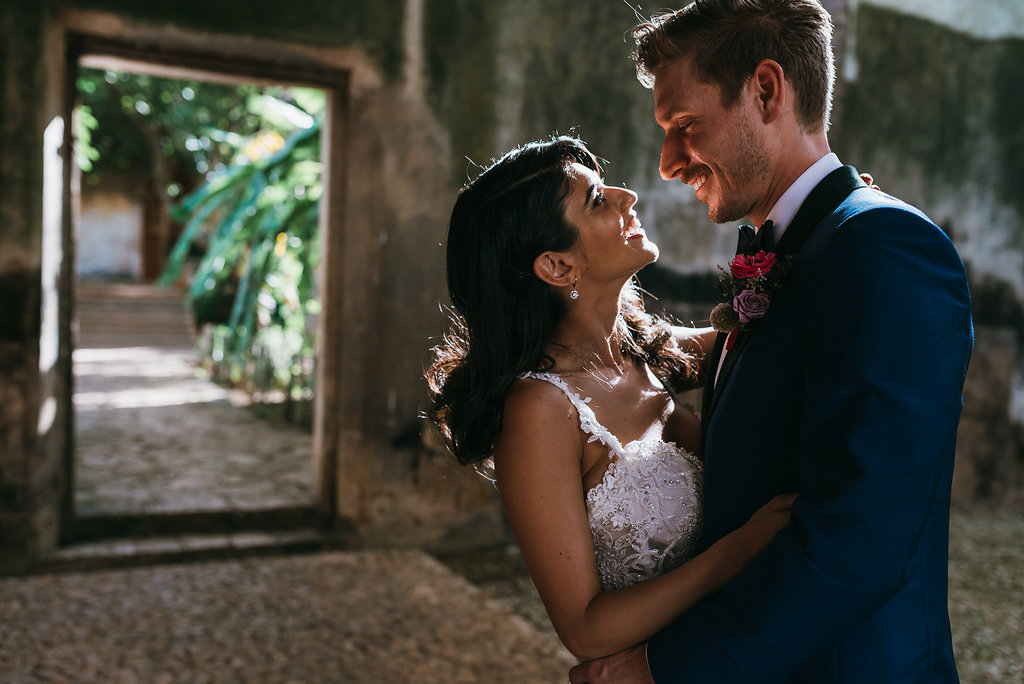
[503,375,574,422]
[497,376,581,459]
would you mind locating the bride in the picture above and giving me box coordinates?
[426,136,794,659]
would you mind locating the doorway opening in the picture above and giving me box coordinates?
[65,34,348,547]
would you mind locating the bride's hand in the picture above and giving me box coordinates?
[860,172,881,191]
[733,492,798,560]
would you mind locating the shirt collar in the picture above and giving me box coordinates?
[766,153,842,244]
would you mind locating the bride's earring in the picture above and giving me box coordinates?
[570,276,579,301]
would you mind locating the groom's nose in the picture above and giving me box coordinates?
[660,131,689,180]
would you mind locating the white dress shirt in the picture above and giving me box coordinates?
[765,153,842,247]
[714,153,843,386]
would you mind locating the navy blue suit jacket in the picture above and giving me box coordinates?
[647,167,973,683]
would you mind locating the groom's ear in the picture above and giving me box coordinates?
[751,59,785,124]
[533,252,576,288]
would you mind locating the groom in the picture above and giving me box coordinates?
[570,1,973,682]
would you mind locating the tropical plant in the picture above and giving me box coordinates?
[75,67,326,419]
[75,69,270,262]
[157,93,325,416]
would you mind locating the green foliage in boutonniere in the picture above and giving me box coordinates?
[711,250,796,349]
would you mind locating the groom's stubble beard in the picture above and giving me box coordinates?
[707,112,772,225]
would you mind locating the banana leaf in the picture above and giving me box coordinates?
[159,114,323,403]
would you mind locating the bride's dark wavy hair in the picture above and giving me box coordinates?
[426,136,695,466]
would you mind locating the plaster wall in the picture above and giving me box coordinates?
[422,0,731,275]
[77,175,143,281]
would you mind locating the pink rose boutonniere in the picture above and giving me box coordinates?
[730,251,776,279]
[711,249,795,350]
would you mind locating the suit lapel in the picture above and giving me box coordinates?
[774,166,866,256]
[701,331,726,437]
[703,166,867,426]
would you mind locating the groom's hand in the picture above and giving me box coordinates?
[568,643,655,684]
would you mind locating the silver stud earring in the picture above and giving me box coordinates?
[570,276,579,301]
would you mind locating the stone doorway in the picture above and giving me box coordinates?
[63,33,350,549]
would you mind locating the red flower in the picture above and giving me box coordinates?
[730,250,776,279]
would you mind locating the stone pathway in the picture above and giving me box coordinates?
[6,505,1019,683]
[0,550,575,684]
[74,282,314,518]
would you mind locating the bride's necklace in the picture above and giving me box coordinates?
[555,350,630,392]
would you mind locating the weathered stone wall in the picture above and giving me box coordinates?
[836,6,1024,299]
[2,0,1021,565]
[833,4,1024,501]
[66,0,408,77]
[954,327,1017,503]
[424,0,731,273]
[0,0,69,567]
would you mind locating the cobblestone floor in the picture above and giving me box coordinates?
[73,283,314,518]
[3,506,1017,684]
[74,346,314,516]
[0,550,575,684]
[947,504,1024,682]
[440,503,1024,684]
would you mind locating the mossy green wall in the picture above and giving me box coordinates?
[837,5,1024,223]
[422,0,501,180]
[420,0,724,281]
[834,4,1024,329]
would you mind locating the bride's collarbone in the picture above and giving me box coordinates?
[574,376,674,446]
[573,375,686,492]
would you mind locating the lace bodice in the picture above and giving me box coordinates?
[522,371,703,590]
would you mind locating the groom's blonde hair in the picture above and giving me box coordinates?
[632,0,835,133]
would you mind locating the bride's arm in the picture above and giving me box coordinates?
[671,325,717,360]
[495,380,793,661]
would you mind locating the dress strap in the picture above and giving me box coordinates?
[520,371,626,457]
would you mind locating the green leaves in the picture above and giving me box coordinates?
[77,66,326,411]
[160,114,323,405]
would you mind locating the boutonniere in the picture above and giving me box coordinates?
[710,249,796,350]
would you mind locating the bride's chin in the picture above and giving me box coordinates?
[642,243,660,265]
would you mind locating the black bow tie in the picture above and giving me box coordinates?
[736,220,775,256]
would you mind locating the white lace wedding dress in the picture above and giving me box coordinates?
[522,371,704,590]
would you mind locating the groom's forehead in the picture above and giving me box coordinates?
[653,59,726,120]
